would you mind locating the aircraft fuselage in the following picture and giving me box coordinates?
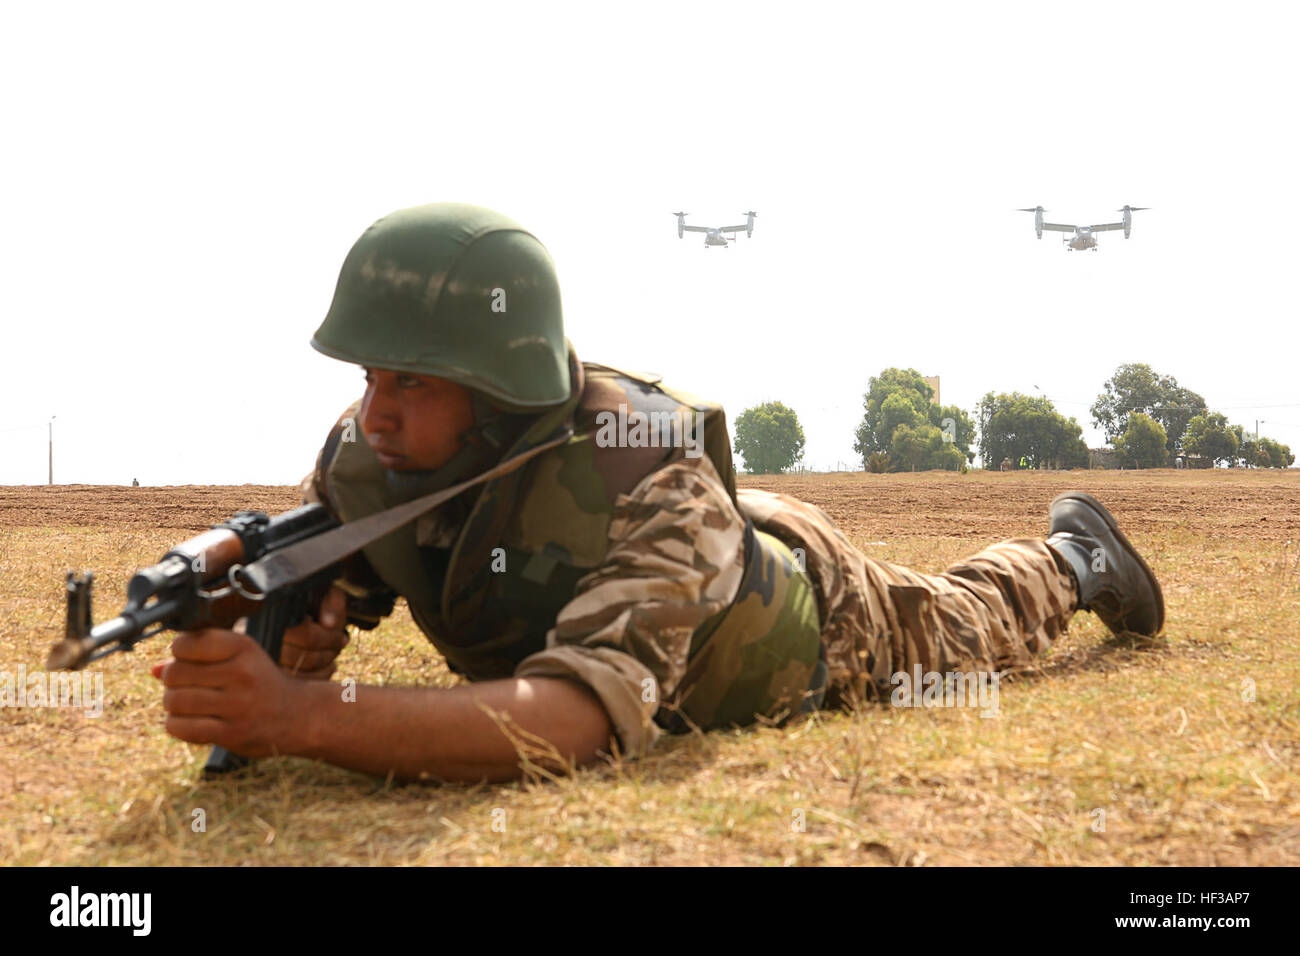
[1068,228,1097,251]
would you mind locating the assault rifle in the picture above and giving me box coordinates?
[50,504,343,776]
[44,425,574,778]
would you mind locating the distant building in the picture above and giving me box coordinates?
[923,375,940,407]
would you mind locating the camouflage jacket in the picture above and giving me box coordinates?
[303,348,823,755]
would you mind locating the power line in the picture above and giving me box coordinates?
[1211,403,1300,410]
[1047,399,1300,410]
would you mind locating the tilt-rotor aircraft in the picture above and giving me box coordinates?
[1018,205,1149,251]
[673,211,757,248]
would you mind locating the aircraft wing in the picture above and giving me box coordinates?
[1041,222,1077,233]
[719,224,750,233]
[682,225,711,233]
[1088,221,1125,232]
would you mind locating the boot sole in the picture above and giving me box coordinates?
[1051,491,1166,635]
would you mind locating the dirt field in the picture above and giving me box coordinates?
[6,467,1298,541]
[2,469,1297,865]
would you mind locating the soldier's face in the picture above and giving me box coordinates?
[358,368,476,471]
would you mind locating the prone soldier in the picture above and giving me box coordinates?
[155,204,1164,782]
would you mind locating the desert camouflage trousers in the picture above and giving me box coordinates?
[736,489,1080,708]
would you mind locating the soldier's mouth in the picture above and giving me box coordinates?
[372,448,408,468]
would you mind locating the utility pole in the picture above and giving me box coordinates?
[48,416,55,485]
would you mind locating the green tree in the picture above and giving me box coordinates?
[1227,425,1269,468]
[1114,412,1168,468]
[1259,438,1295,468]
[853,368,933,460]
[1181,412,1237,466]
[866,451,891,473]
[1090,363,1206,455]
[880,392,923,438]
[733,401,806,474]
[852,368,975,467]
[977,391,1089,469]
[889,423,966,471]
[928,403,976,464]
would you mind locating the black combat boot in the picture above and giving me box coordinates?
[1045,491,1165,638]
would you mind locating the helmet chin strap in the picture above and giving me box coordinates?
[382,391,536,504]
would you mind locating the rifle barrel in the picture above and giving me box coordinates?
[46,595,183,670]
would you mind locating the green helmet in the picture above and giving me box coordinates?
[312,203,571,409]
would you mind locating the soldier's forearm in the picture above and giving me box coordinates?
[293,676,615,782]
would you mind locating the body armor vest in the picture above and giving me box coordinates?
[318,350,822,727]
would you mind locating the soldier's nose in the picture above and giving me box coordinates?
[358,393,401,436]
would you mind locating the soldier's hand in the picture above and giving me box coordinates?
[155,627,304,758]
[278,585,351,680]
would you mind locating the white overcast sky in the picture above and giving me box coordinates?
[1,0,1296,484]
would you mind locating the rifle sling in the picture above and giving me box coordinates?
[236,427,573,597]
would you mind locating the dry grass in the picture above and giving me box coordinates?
[1,470,1297,865]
